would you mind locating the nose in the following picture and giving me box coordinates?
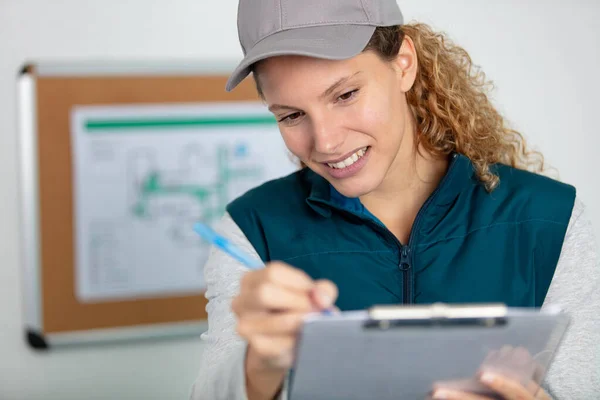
[311,115,345,155]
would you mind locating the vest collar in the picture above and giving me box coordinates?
[304,168,334,217]
[304,153,478,221]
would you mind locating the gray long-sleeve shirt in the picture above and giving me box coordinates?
[190,198,600,400]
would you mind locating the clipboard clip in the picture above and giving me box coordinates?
[364,303,508,330]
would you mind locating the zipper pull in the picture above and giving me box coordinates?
[399,246,411,271]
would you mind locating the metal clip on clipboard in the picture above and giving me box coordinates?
[364,303,509,330]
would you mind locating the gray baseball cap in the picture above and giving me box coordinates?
[226,0,404,91]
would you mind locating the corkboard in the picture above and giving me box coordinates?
[29,67,259,335]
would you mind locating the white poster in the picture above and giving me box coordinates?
[70,102,297,303]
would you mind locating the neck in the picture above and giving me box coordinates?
[359,141,449,243]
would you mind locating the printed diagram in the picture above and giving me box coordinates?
[71,102,297,302]
[129,143,263,246]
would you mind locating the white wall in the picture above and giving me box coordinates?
[0,1,598,399]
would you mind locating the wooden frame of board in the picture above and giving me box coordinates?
[17,61,260,350]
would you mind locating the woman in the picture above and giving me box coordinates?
[191,1,599,399]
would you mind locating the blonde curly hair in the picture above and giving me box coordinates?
[366,23,545,191]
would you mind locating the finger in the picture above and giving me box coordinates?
[249,334,296,368]
[239,262,314,293]
[245,282,314,312]
[237,312,306,337]
[534,388,552,400]
[531,363,547,384]
[432,389,491,399]
[525,380,551,400]
[250,334,296,359]
[262,262,316,291]
[311,279,338,309]
[480,372,535,400]
[514,346,532,360]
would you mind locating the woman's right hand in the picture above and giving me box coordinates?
[231,261,338,400]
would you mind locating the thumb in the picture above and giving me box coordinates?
[311,280,338,310]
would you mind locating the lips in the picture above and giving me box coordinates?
[325,147,368,169]
[324,146,371,179]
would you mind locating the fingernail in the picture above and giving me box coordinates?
[315,289,333,308]
[480,372,496,384]
[432,389,450,399]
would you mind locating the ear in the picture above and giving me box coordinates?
[393,35,418,93]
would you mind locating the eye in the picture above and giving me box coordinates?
[279,111,304,124]
[337,89,359,102]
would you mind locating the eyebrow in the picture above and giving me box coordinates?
[319,71,363,100]
[267,71,363,113]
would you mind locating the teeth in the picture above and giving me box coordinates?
[327,147,368,169]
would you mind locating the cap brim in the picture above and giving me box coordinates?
[225,24,376,92]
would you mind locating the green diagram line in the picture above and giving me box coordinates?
[86,115,277,131]
[131,145,262,226]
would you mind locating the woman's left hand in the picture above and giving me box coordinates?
[432,373,552,399]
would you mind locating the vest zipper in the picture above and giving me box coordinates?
[402,153,459,304]
[360,224,412,304]
[399,245,412,304]
[316,153,460,305]
[335,213,411,303]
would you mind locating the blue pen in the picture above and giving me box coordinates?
[193,222,264,269]
[193,221,333,315]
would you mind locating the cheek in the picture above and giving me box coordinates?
[350,93,396,140]
[280,128,312,158]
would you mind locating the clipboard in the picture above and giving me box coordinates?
[288,303,570,400]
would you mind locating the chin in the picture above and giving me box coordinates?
[329,179,377,199]
[308,158,382,199]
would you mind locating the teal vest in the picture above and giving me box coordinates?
[227,154,576,310]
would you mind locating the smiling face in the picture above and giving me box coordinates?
[255,42,418,198]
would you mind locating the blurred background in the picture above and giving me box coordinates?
[1,1,598,399]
